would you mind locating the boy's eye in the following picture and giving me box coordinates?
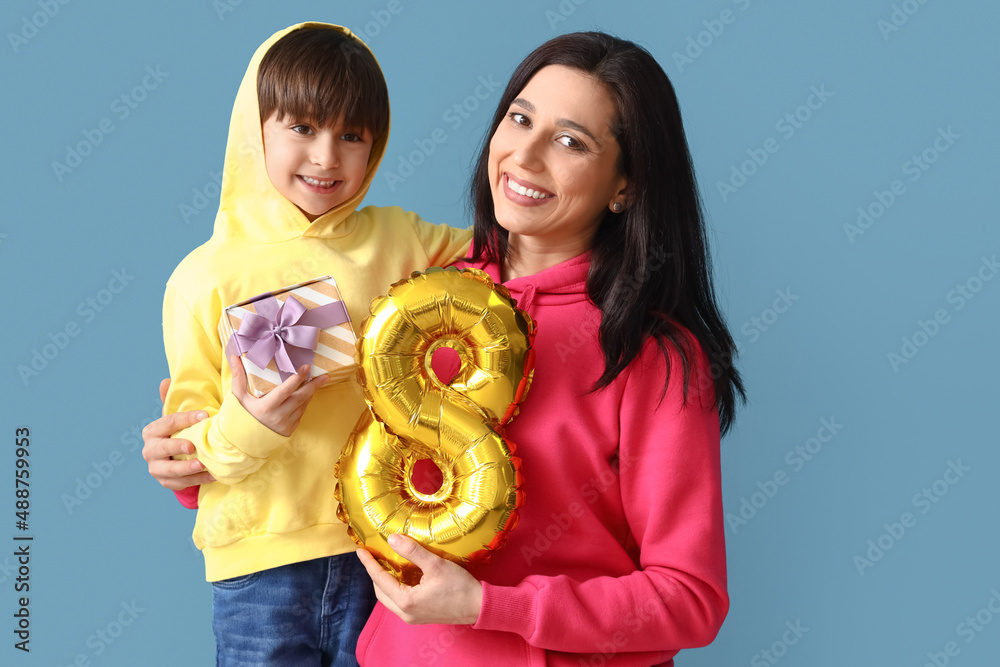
[341,132,362,142]
[291,124,314,135]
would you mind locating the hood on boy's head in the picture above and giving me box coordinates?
[213,22,390,242]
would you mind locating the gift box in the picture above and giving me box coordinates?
[219,276,357,397]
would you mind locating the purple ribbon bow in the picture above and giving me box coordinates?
[227,295,349,382]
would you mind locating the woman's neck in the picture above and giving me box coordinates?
[502,233,590,282]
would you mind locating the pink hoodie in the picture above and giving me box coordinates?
[357,252,728,666]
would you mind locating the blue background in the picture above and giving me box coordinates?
[1,1,997,665]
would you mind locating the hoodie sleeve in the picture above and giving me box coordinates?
[162,284,292,485]
[173,487,199,509]
[408,213,473,267]
[473,341,729,653]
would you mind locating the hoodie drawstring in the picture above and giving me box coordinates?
[518,284,537,316]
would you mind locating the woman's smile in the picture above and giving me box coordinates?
[502,173,556,205]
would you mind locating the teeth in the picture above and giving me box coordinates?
[508,176,552,199]
[302,176,336,188]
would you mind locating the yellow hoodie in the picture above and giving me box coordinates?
[163,23,472,582]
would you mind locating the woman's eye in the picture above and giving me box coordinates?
[342,133,361,142]
[291,125,313,135]
[508,112,530,127]
[558,134,584,150]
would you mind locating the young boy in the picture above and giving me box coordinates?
[161,23,471,664]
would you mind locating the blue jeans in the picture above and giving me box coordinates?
[212,553,377,666]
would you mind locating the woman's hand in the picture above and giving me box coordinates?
[357,534,483,625]
[142,379,215,490]
[230,356,328,436]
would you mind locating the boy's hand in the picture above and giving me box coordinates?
[142,379,215,490]
[230,356,328,436]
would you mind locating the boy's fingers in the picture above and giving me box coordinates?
[267,365,311,404]
[230,355,249,401]
[287,374,327,408]
[288,404,309,424]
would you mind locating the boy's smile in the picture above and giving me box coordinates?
[261,113,373,221]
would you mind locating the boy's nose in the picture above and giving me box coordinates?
[310,141,340,169]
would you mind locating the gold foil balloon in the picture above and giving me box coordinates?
[335,267,535,584]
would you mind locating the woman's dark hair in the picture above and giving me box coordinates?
[470,31,745,434]
[258,26,389,139]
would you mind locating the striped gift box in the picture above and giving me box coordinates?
[218,276,357,397]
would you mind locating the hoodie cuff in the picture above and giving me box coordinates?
[472,581,537,638]
[210,395,290,460]
[173,487,200,509]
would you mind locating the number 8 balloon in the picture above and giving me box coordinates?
[335,267,535,584]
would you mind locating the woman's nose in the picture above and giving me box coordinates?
[512,134,545,171]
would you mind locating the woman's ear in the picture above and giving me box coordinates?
[609,180,628,213]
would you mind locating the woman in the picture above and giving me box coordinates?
[146,32,744,666]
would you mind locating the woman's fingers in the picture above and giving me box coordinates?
[143,433,195,461]
[386,534,443,576]
[357,548,410,608]
[158,378,171,412]
[150,464,214,490]
[145,438,214,489]
[357,537,483,625]
[141,410,207,445]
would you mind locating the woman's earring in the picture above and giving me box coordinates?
[612,202,623,213]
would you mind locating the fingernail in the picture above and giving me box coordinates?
[191,461,204,471]
[387,534,402,548]
[299,365,310,375]
[207,475,216,482]
[196,411,208,421]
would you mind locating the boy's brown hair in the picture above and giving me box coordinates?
[257,27,389,139]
